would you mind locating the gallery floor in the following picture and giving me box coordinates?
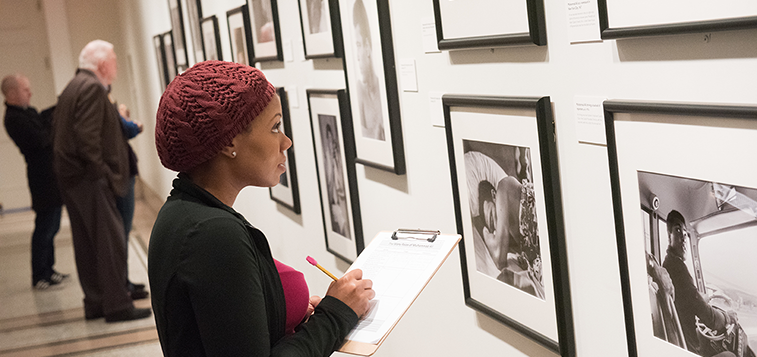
[0,197,163,356]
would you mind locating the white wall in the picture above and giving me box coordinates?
[56,0,757,356]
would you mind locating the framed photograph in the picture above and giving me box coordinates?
[432,0,547,49]
[153,34,169,89]
[247,0,283,62]
[338,0,405,175]
[168,0,189,71]
[181,0,204,64]
[445,95,574,356]
[597,0,757,39]
[605,100,757,357]
[307,89,364,263]
[227,5,253,66]
[162,31,178,83]
[201,15,223,61]
[269,87,301,214]
[298,0,344,59]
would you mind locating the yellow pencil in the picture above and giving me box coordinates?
[306,256,338,281]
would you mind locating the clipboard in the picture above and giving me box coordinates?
[337,229,461,356]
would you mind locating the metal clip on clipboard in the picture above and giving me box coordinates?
[390,229,440,242]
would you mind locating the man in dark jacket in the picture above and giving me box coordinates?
[52,40,150,323]
[2,73,67,289]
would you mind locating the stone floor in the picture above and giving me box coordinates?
[0,198,163,356]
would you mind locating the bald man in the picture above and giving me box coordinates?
[2,74,66,289]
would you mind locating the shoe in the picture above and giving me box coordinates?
[105,307,152,323]
[50,271,70,284]
[33,278,60,290]
[130,286,149,300]
[129,282,146,291]
[85,310,104,320]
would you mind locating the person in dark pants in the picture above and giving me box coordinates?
[52,40,150,323]
[2,73,68,290]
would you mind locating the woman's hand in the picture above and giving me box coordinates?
[325,269,375,317]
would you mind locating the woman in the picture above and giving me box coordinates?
[149,61,374,356]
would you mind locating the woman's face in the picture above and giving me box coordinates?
[231,95,292,187]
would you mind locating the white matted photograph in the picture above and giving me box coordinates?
[606,100,757,357]
[248,0,283,62]
[227,5,253,66]
[201,15,222,61]
[269,88,301,214]
[307,89,364,263]
[298,0,343,58]
[445,95,574,356]
[168,0,189,71]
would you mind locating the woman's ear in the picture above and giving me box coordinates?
[220,144,236,158]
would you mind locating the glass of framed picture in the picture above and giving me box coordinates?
[201,15,222,61]
[269,88,301,214]
[605,100,757,357]
[168,0,189,71]
[247,0,283,62]
[432,0,547,49]
[298,0,344,58]
[162,31,178,82]
[307,89,365,263]
[338,0,405,175]
[227,5,253,66]
[597,0,757,39]
[153,34,169,89]
[445,95,574,356]
[181,0,204,64]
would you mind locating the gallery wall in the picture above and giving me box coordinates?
[33,0,757,356]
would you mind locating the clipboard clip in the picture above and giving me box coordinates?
[391,229,440,242]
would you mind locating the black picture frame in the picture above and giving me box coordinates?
[247,0,284,62]
[605,100,757,357]
[432,0,547,49]
[201,15,223,61]
[227,5,254,66]
[444,95,574,356]
[338,0,405,175]
[168,0,189,71]
[182,0,204,65]
[153,34,169,89]
[269,87,301,214]
[307,89,364,263]
[298,0,344,59]
[162,31,178,82]
[597,0,757,39]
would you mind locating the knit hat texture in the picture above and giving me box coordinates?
[155,60,275,172]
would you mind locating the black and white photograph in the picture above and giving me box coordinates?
[463,140,544,299]
[153,34,169,89]
[162,31,178,82]
[432,0,547,49]
[598,0,757,39]
[269,88,300,214]
[307,89,364,263]
[339,0,404,174]
[298,0,343,58]
[168,0,189,71]
[182,0,204,64]
[605,100,757,357]
[445,95,574,355]
[639,172,757,357]
[227,5,252,66]
[248,0,283,62]
[201,15,222,61]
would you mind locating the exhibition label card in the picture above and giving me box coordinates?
[566,0,601,43]
[575,96,606,145]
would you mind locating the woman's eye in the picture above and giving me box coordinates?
[272,121,282,133]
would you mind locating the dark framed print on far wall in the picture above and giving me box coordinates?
[432,0,547,49]
[338,0,405,175]
[269,87,301,214]
[247,0,284,62]
[153,34,169,89]
[298,0,344,59]
[307,89,364,263]
[168,0,189,71]
[201,15,223,61]
[444,95,574,356]
[181,0,204,65]
[605,100,757,357]
[161,31,178,83]
[227,5,253,66]
[597,0,757,39]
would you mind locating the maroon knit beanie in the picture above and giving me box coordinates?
[155,60,276,172]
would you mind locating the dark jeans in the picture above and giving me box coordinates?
[115,176,136,289]
[31,205,62,284]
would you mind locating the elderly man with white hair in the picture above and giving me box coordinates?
[52,39,151,322]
